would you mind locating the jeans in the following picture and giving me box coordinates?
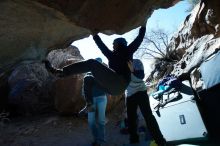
[88,95,107,144]
[126,91,166,145]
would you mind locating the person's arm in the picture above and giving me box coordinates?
[128,24,146,54]
[93,34,112,58]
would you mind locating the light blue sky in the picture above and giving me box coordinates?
[72,0,190,77]
[147,0,190,33]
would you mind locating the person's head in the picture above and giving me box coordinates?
[95,57,102,63]
[113,37,127,51]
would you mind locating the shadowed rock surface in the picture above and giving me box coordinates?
[1,0,220,145]
[0,0,179,68]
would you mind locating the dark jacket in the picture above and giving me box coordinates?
[93,26,146,83]
[83,72,106,98]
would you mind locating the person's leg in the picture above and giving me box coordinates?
[126,95,139,144]
[45,59,128,95]
[88,98,98,143]
[63,59,128,95]
[96,96,107,145]
[137,91,166,145]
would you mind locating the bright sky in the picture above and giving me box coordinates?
[72,0,190,77]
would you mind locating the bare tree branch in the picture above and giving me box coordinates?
[136,28,180,64]
[139,47,166,57]
[144,37,166,56]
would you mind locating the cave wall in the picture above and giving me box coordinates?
[0,0,180,114]
[0,0,179,68]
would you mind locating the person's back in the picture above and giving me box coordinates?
[81,57,106,106]
[125,59,166,146]
[125,59,146,97]
[93,26,146,83]
[83,72,106,98]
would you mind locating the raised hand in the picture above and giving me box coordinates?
[91,28,99,36]
[142,18,147,27]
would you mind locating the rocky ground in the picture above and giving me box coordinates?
[0,113,217,146]
[0,113,129,146]
[0,100,130,146]
[0,101,218,146]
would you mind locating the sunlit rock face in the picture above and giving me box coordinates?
[169,1,220,90]
[0,0,179,69]
[145,1,220,139]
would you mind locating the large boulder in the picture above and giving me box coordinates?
[53,76,124,114]
[53,75,85,114]
[46,46,85,114]
[8,62,54,115]
[36,0,180,34]
[0,0,179,69]
[0,0,181,114]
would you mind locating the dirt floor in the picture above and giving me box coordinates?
[0,111,130,146]
[0,104,218,146]
[1,114,218,146]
